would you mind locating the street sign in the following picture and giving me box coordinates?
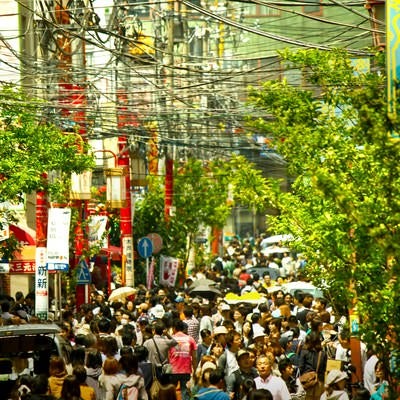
[138,237,153,258]
[147,232,163,254]
[77,260,91,285]
[47,263,69,272]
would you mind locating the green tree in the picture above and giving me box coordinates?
[247,48,400,384]
[0,86,94,257]
[133,155,271,279]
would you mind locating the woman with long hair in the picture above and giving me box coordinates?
[59,375,82,400]
[98,357,123,400]
[298,331,327,400]
[118,353,148,400]
[242,320,254,348]
[48,356,68,399]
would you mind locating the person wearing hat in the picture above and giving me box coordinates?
[174,295,186,320]
[320,369,349,400]
[213,302,231,327]
[213,325,229,348]
[249,325,266,356]
[227,348,259,400]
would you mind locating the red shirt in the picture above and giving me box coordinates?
[169,331,197,374]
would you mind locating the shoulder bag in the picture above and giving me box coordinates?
[299,351,322,390]
[152,337,173,374]
[149,364,171,400]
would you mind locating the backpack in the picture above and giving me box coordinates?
[116,383,139,400]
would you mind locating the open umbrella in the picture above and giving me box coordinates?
[262,246,290,256]
[189,284,222,300]
[189,278,218,288]
[108,286,136,302]
[262,234,294,245]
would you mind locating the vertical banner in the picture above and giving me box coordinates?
[47,208,71,271]
[387,0,400,138]
[159,255,179,287]
[122,236,134,287]
[35,247,48,320]
[147,257,155,289]
[88,215,108,248]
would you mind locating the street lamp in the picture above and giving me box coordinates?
[105,167,127,209]
[70,171,93,200]
[92,149,127,209]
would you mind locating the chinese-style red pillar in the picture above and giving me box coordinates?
[118,136,134,287]
[35,182,49,320]
[164,157,174,222]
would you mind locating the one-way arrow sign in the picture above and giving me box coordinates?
[138,237,153,258]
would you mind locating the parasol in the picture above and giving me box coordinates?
[108,286,137,302]
[189,278,218,288]
[189,284,222,300]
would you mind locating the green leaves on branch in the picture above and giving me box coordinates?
[0,86,94,203]
[247,48,400,365]
[134,155,272,263]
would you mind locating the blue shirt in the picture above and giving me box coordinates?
[195,387,230,400]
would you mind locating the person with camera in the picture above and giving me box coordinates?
[227,348,259,400]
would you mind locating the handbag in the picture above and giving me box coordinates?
[152,337,173,375]
[299,371,318,390]
[299,351,322,390]
[150,364,175,400]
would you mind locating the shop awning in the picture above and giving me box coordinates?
[100,246,122,261]
[9,225,36,245]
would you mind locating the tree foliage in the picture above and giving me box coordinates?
[247,48,400,381]
[133,155,272,269]
[0,86,94,258]
[0,86,94,203]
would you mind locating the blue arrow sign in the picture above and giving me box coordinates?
[76,260,91,285]
[138,237,153,258]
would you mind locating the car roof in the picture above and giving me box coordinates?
[0,323,60,337]
[0,323,61,357]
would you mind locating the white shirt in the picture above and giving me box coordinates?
[254,375,291,400]
[225,349,239,376]
[364,354,378,394]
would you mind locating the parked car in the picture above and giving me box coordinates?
[281,281,324,298]
[0,323,61,396]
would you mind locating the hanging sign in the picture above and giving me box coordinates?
[159,255,179,287]
[35,247,48,321]
[46,208,71,271]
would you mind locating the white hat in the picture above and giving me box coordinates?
[220,303,231,311]
[150,304,165,319]
[214,326,228,336]
[253,325,266,339]
[201,361,217,374]
[326,369,348,386]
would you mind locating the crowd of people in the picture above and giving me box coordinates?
[0,235,395,400]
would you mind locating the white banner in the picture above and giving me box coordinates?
[35,247,48,321]
[159,255,179,287]
[47,208,71,271]
[88,215,108,248]
[123,236,134,287]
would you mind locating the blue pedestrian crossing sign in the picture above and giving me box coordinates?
[77,260,91,285]
[138,237,153,258]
